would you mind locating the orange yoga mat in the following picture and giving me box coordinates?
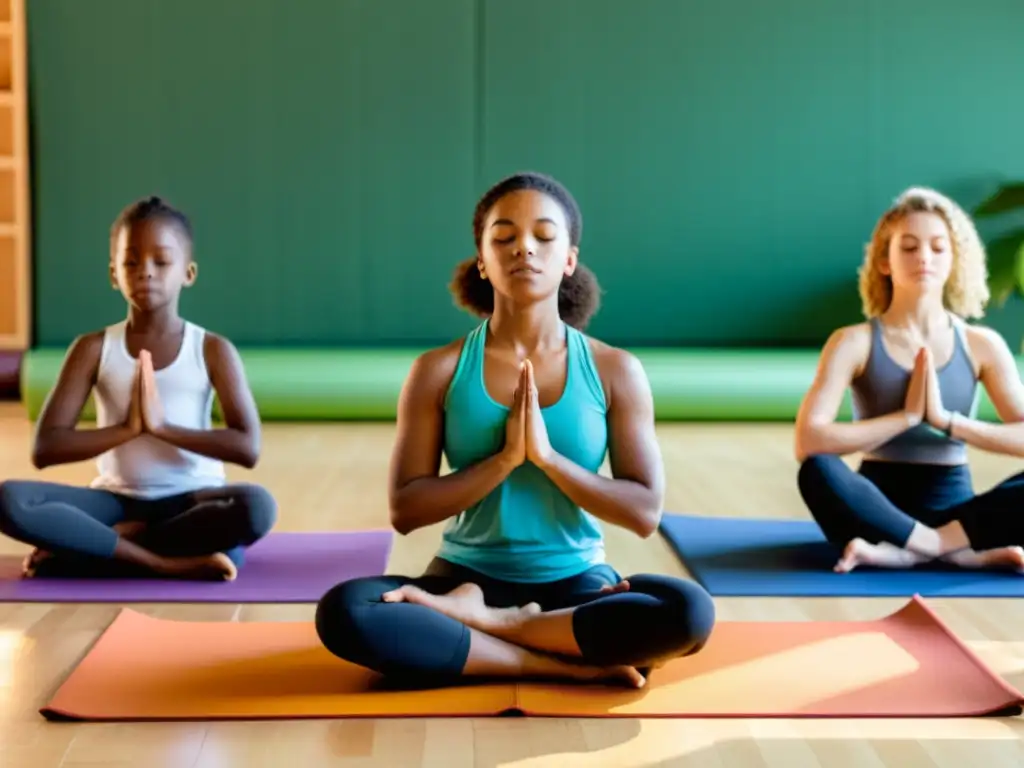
[41,596,1022,721]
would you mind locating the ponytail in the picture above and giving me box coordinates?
[448,257,602,330]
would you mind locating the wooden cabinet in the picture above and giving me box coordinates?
[0,0,30,351]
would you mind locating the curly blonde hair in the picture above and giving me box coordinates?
[857,186,989,319]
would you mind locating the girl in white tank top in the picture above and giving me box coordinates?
[0,196,276,582]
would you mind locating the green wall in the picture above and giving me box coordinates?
[26,0,1024,349]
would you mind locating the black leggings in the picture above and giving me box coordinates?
[0,479,277,575]
[798,454,1024,552]
[315,557,716,685]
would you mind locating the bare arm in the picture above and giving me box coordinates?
[534,346,665,538]
[794,325,918,462]
[151,333,262,468]
[944,326,1024,456]
[32,333,140,469]
[387,344,519,535]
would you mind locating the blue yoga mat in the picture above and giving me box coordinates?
[660,513,1024,597]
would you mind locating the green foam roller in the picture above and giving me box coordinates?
[21,347,424,422]
[632,349,845,421]
[237,348,423,420]
[20,346,1019,422]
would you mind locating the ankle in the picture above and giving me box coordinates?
[934,522,970,557]
[486,610,531,641]
[904,524,943,558]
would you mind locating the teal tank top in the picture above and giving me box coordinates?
[437,320,609,583]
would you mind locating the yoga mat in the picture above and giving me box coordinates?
[0,350,20,400]
[660,513,1024,597]
[0,530,392,603]
[41,596,1022,721]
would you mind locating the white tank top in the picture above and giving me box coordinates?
[90,320,226,498]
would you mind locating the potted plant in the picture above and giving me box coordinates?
[975,181,1024,309]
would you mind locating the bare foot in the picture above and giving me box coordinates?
[568,662,647,688]
[153,552,237,581]
[21,548,53,577]
[598,580,631,595]
[381,582,541,634]
[834,538,930,573]
[972,546,1024,573]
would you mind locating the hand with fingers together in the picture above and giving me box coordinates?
[138,350,167,437]
[503,362,528,468]
[921,346,954,434]
[503,359,555,469]
[522,360,554,468]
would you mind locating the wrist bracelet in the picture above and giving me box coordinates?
[945,412,956,437]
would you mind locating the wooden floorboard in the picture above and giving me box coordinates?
[1,402,1024,766]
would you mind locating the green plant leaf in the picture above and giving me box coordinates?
[1014,235,1024,294]
[974,182,1024,217]
[986,229,1024,307]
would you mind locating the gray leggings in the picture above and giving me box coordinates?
[0,479,277,575]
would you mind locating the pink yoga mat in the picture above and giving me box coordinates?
[0,530,393,603]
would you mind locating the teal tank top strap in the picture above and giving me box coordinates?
[443,321,488,411]
[566,324,607,410]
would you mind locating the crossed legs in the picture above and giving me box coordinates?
[798,455,1024,573]
[315,559,716,688]
[0,479,277,580]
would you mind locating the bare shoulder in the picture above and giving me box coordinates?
[202,330,241,364]
[63,330,106,377]
[824,321,872,352]
[588,336,646,380]
[962,322,1016,371]
[962,321,1010,351]
[818,321,872,376]
[35,330,106,428]
[403,338,466,406]
[70,329,106,357]
[586,336,650,408]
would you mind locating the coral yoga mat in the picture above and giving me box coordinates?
[41,596,1022,721]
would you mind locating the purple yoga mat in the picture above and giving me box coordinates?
[0,350,20,400]
[0,530,393,603]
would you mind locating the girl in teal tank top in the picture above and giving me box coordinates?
[315,172,715,690]
[438,318,609,582]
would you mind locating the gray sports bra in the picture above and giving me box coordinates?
[851,316,979,465]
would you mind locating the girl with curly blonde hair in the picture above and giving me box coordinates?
[794,186,1024,574]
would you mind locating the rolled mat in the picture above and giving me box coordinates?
[41,596,1022,721]
[22,347,425,422]
[8,347,862,423]
[0,530,392,603]
[22,346,1024,422]
[0,350,21,400]
[660,513,1024,598]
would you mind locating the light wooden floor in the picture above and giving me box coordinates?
[2,403,1024,767]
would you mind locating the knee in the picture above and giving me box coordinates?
[625,575,717,657]
[662,580,717,655]
[798,454,833,485]
[797,454,844,499]
[230,483,277,541]
[314,578,380,667]
[0,481,27,538]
